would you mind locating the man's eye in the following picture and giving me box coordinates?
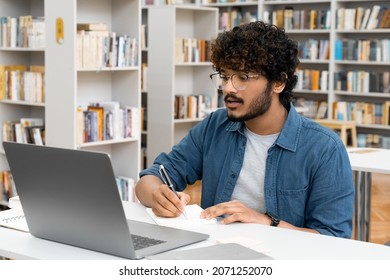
[238,75,249,81]
[220,75,229,81]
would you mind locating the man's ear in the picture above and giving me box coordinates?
[273,73,287,93]
[273,80,286,93]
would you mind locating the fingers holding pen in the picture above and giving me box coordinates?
[151,184,187,217]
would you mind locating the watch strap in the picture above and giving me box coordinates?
[265,212,280,227]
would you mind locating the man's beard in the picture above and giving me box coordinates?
[226,82,273,122]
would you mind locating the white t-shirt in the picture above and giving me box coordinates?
[230,127,279,213]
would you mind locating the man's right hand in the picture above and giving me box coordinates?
[135,174,191,217]
[150,184,190,217]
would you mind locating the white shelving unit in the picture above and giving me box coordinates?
[0,0,45,206]
[141,3,200,169]
[146,5,218,166]
[45,0,142,180]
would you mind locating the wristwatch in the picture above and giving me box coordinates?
[265,212,280,227]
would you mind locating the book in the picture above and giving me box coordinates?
[383,101,390,125]
[87,105,104,141]
[20,117,44,127]
[360,8,371,29]
[334,39,343,60]
[366,5,381,29]
[1,170,17,202]
[316,101,328,119]
[0,65,7,99]
[98,101,122,139]
[145,204,216,229]
[76,106,85,144]
[311,70,320,90]
[379,9,390,28]
[109,31,117,67]
[23,66,45,103]
[29,126,45,145]
[81,30,110,68]
[124,106,140,138]
[77,22,108,31]
[116,176,136,202]
[0,65,27,100]
[355,7,365,30]
[14,123,27,143]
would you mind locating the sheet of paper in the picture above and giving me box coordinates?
[8,195,22,209]
[0,207,29,232]
[146,204,216,228]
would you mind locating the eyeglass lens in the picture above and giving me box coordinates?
[211,74,247,91]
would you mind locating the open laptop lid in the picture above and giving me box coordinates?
[3,141,139,258]
[3,142,209,259]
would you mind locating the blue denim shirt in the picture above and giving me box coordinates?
[140,104,354,238]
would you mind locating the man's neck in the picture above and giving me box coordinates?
[244,104,288,135]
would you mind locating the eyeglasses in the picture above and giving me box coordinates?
[209,72,261,91]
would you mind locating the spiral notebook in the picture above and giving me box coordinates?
[0,207,29,232]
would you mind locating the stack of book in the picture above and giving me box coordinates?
[2,117,45,145]
[336,5,390,30]
[76,101,140,144]
[0,65,44,103]
[76,23,138,68]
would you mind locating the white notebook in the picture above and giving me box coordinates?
[0,207,29,232]
[146,204,216,228]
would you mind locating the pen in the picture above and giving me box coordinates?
[158,164,187,218]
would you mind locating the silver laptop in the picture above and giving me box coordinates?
[3,141,209,259]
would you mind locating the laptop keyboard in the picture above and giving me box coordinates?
[131,234,166,250]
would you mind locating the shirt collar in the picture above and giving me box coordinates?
[225,103,301,152]
[274,103,301,152]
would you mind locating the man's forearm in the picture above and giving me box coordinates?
[135,175,162,207]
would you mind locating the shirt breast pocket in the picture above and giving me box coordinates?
[277,184,309,224]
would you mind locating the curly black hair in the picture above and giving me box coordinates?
[210,21,299,106]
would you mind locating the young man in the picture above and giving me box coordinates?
[136,21,354,238]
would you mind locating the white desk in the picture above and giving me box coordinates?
[347,148,390,242]
[1,201,390,260]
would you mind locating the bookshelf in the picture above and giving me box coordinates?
[200,0,390,148]
[146,5,218,166]
[205,1,260,32]
[141,6,149,169]
[333,0,390,148]
[44,0,142,183]
[141,2,199,169]
[1,0,142,206]
[202,1,333,118]
[0,0,45,206]
[260,1,333,120]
